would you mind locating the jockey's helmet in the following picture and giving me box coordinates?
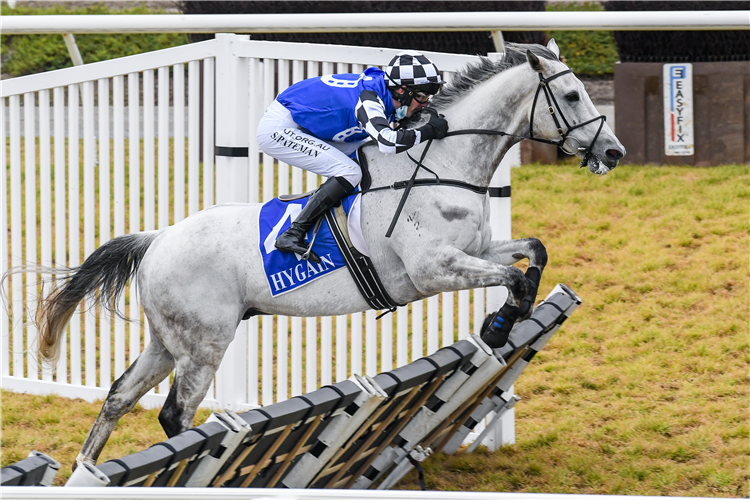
[385,51,445,103]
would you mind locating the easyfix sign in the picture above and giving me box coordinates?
[663,63,694,156]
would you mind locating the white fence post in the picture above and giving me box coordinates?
[213,33,251,411]
[482,138,519,449]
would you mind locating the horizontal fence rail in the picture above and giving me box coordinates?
[3,11,749,34]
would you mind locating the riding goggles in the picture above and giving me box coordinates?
[413,91,431,104]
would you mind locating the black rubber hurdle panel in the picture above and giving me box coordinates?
[256,383,363,488]
[371,284,582,489]
[60,284,581,491]
[423,285,580,456]
[0,451,60,486]
[212,380,361,488]
[349,335,497,489]
[307,340,477,489]
[440,284,582,456]
[94,420,228,487]
[281,374,389,488]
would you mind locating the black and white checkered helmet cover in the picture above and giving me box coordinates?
[385,51,445,87]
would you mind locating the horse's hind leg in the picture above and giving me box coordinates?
[158,355,225,439]
[78,336,175,465]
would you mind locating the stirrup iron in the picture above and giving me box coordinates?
[301,218,324,263]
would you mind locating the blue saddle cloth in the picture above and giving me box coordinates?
[258,194,356,296]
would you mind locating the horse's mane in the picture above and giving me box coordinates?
[430,43,559,109]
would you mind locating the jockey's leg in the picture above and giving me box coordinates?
[256,101,362,188]
[256,101,361,261]
[275,176,354,263]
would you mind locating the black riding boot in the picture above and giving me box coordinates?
[275,176,353,263]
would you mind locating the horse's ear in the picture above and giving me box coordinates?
[547,38,561,59]
[526,50,543,72]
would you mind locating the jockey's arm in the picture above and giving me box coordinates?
[355,90,424,154]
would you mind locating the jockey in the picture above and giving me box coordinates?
[257,51,449,263]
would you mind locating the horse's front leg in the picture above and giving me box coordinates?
[478,237,548,320]
[405,248,530,348]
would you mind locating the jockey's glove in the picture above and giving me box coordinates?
[417,113,449,141]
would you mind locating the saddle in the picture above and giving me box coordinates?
[276,144,402,313]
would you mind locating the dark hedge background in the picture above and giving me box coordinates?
[603,1,750,63]
[179,1,547,54]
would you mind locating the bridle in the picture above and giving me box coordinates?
[442,68,607,169]
[365,66,608,237]
[530,69,606,167]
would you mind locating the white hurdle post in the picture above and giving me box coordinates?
[482,66,520,446]
[213,34,252,411]
[482,160,515,450]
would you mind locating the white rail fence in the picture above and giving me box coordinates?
[1,36,516,428]
[3,10,748,34]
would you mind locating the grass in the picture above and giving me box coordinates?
[2,162,748,493]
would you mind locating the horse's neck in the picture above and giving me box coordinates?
[435,66,536,186]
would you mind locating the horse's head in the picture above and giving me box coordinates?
[526,40,625,174]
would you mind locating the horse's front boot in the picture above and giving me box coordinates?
[275,176,353,263]
[481,301,520,348]
[519,267,541,320]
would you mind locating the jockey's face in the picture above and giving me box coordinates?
[406,94,428,117]
[392,86,429,118]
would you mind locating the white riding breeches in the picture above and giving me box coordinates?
[256,100,365,187]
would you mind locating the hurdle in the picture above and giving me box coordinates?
[3,284,580,491]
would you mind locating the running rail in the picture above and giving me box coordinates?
[3,11,748,34]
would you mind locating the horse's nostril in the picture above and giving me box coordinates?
[607,149,623,160]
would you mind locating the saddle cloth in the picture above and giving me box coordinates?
[259,144,402,309]
[258,191,401,311]
[258,193,360,297]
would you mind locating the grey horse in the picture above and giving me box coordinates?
[29,40,625,466]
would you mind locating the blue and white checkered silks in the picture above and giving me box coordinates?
[385,51,444,87]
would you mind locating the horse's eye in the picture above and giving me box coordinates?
[565,91,580,102]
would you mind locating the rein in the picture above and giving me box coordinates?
[362,67,607,238]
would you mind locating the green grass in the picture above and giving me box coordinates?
[2,163,748,493]
[401,163,749,496]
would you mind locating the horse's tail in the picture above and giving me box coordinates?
[37,231,161,366]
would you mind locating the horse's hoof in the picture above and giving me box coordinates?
[480,302,520,348]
